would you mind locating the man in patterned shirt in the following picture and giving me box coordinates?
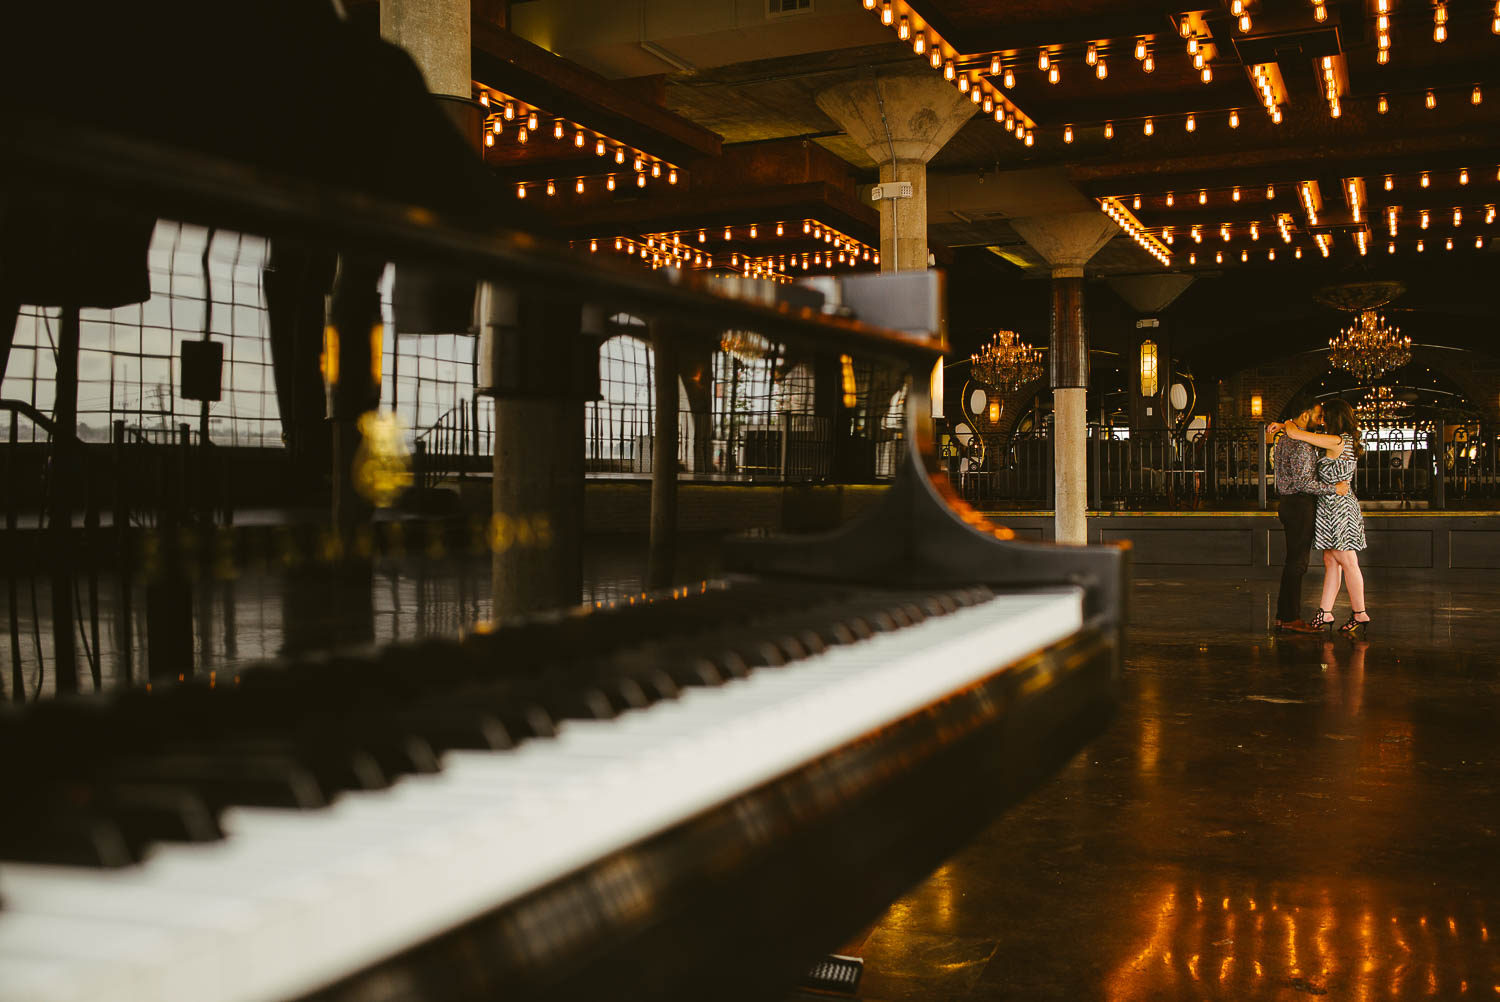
[1273,397,1350,633]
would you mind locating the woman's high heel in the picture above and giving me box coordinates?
[1342,611,1372,636]
[1310,608,1336,631]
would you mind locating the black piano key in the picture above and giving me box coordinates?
[100,783,223,851]
[0,806,139,868]
[102,752,328,812]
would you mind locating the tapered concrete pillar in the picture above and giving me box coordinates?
[1009,213,1117,544]
[815,72,976,273]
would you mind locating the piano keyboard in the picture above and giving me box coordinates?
[0,583,1086,1002]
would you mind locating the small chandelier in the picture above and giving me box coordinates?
[1328,310,1410,382]
[720,330,775,363]
[970,330,1044,392]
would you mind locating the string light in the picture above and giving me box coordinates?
[1199,189,1208,204]
[1426,90,1437,110]
[1454,208,1462,227]
[1003,68,1016,88]
[897,14,910,40]
[1166,192,1175,207]
[1421,209,1430,229]
[516,183,526,198]
[1434,2,1447,43]
[1038,49,1050,70]
[575,178,584,194]
[1446,236,1454,250]
[931,49,943,69]
[484,133,494,148]
[636,173,646,188]
[546,179,556,196]
[1133,195,1142,209]
[517,126,529,144]
[1064,125,1074,143]
[1233,187,1242,202]
[1096,58,1108,80]
[1461,168,1470,185]
[1202,65,1213,84]
[1229,109,1240,128]
[1134,38,1147,60]
[1267,184,1276,199]
[553,119,565,140]
[1048,65,1060,84]
[668,168,678,184]
[607,175,616,191]
[1087,43,1098,66]
[912,34,926,55]
[596,138,606,156]
[990,56,1001,75]
[1385,175,1394,191]
[1421,172,1431,188]
[1389,241,1396,254]
[880,0,893,25]
[944,60,956,81]
[1144,118,1154,136]
[1378,94,1389,115]
[1186,114,1196,132]
[1104,121,1114,139]
[1143,53,1155,73]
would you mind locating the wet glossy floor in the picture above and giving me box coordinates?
[841,576,1500,1002]
[4,544,1498,1000]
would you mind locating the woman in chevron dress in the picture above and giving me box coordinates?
[1271,398,1371,635]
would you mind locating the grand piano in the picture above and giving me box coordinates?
[0,83,1127,1002]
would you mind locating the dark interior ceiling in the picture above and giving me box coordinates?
[654,0,1500,370]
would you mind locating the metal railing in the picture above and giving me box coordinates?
[952,422,1467,510]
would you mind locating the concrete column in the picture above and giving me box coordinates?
[815,72,976,273]
[380,0,470,98]
[1009,213,1118,544]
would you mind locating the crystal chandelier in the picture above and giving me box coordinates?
[970,330,1044,392]
[1328,310,1410,382]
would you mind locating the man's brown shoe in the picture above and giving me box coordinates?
[1276,619,1323,634]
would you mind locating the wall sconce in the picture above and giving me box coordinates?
[1139,339,1159,397]
[1250,394,1263,418]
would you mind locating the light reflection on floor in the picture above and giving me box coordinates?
[839,576,1500,1001]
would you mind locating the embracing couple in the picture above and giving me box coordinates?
[1269,396,1373,637]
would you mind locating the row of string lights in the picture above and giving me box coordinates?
[578,219,880,277]
[474,86,681,195]
[1117,167,1500,211]
[859,0,1038,144]
[1179,232,1489,266]
[1151,203,1495,245]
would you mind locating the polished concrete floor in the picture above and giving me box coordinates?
[4,542,1499,1000]
[842,575,1500,1002]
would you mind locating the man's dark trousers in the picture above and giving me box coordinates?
[1277,494,1319,622]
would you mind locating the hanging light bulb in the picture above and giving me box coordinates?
[1064,124,1074,143]
[1229,109,1240,128]
[1241,249,1249,261]
[1478,235,1486,248]
[1488,205,1497,224]
[517,126,529,144]
[983,96,994,113]
[1461,167,1470,185]
[1418,239,1425,252]
[1199,189,1208,204]
[880,0,893,24]
[1003,67,1016,87]
[1385,175,1394,190]
[1421,172,1430,187]
[1378,94,1389,114]
[1426,90,1437,110]
[1133,194,1142,209]
[1086,42,1098,65]
[1193,50,1204,68]
[1038,49,1050,70]
[575,178,585,194]
[1421,209,1430,229]
[1135,37,1147,60]
[913,33,926,54]
[1190,252,1197,264]
[1314,2,1327,20]
[545,179,556,196]
[636,173,646,188]
[943,60,956,81]
[1024,131,1034,146]
[1446,236,1454,250]
[958,74,970,93]
[862,0,875,8]
[1048,65,1060,84]
[1266,184,1275,199]
[1005,113,1016,132]
[552,119,565,140]
[989,56,1001,75]
[1187,36,1199,54]
[1143,53,1155,73]
[1144,118,1154,136]
[1096,58,1108,80]
[516,183,526,198]
[1474,85,1484,105]
[1201,65,1213,83]
[1239,13,1251,32]
[1269,247,1276,260]
[1104,121,1114,138]
[483,132,494,148]
[897,14,910,39]
[615,147,626,164]
[1216,250,1224,263]
[668,168,678,185]
[606,174,616,191]
[1272,107,1282,124]
[1166,191,1175,206]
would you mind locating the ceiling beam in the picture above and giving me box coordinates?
[471,22,721,166]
